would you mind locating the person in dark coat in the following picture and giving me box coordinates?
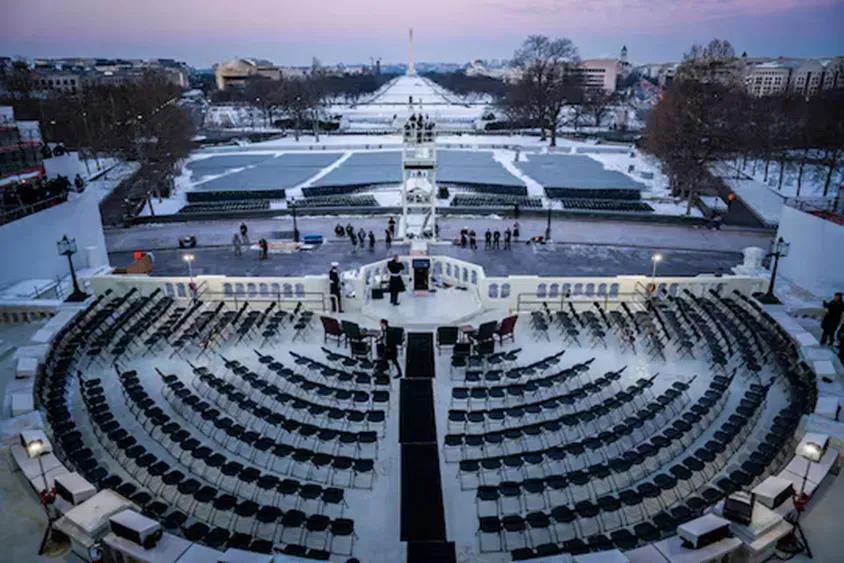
[378,319,403,379]
[368,231,375,249]
[385,228,392,248]
[258,238,268,259]
[388,216,396,237]
[838,326,844,364]
[469,230,477,250]
[493,230,501,249]
[329,262,342,312]
[484,229,492,249]
[387,255,405,306]
[240,222,249,244]
[504,227,512,249]
[821,292,844,345]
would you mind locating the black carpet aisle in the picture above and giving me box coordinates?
[399,332,456,562]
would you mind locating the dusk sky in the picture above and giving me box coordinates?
[1,0,842,67]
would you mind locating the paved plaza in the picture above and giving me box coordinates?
[105,214,767,277]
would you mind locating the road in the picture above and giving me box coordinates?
[105,215,772,277]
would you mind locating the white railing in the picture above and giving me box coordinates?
[83,256,766,315]
[86,274,331,311]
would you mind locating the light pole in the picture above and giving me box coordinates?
[183,253,195,283]
[650,253,663,294]
[57,235,88,302]
[24,438,57,555]
[291,201,300,242]
[759,237,789,304]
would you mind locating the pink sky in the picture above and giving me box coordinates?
[1,0,842,66]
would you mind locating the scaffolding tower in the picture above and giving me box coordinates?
[399,113,437,241]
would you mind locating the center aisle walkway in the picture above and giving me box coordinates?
[399,333,456,563]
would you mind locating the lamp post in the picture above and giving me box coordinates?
[291,202,300,242]
[24,437,57,555]
[650,253,663,289]
[759,237,789,304]
[183,253,195,283]
[57,235,87,302]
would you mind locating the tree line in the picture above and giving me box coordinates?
[645,39,844,199]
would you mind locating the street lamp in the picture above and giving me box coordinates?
[650,253,662,279]
[182,253,195,282]
[291,201,300,242]
[759,237,789,304]
[57,235,88,302]
[21,433,57,555]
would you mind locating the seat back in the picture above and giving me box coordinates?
[320,316,342,336]
[386,326,404,348]
[350,340,370,358]
[477,320,498,341]
[497,315,517,337]
[341,320,362,340]
[437,326,459,346]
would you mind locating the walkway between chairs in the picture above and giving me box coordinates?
[400,332,455,562]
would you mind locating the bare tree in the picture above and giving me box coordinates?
[583,90,614,128]
[504,35,581,146]
[676,38,739,83]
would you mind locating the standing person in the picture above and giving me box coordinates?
[368,230,375,250]
[259,238,268,260]
[484,229,492,249]
[240,222,249,244]
[838,326,844,364]
[504,227,512,249]
[469,230,477,250]
[387,255,405,306]
[820,293,844,345]
[346,223,354,239]
[378,319,403,379]
[357,228,366,247]
[329,262,342,313]
[388,216,396,237]
[460,228,468,248]
[493,230,501,249]
[349,231,358,249]
[385,228,392,248]
[232,233,242,256]
[513,221,520,240]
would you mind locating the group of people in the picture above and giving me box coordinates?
[459,222,520,250]
[821,292,844,361]
[334,216,399,250]
[231,222,268,259]
[335,223,377,250]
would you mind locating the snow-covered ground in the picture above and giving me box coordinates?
[731,158,843,200]
[711,163,785,227]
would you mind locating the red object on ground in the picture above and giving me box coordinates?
[133,251,144,262]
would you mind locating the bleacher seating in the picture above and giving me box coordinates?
[559,199,654,213]
[291,195,378,208]
[443,184,529,197]
[178,200,271,215]
[545,187,642,202]
[452,194,542,209]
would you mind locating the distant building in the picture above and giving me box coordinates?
[745,58,843,97]
[572,59,620,93]
[22,57,190,96]
[0,106,43,188]
[214,58,281,90]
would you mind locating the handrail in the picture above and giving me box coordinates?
[192,290,328,312]
[515,291,644,312]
